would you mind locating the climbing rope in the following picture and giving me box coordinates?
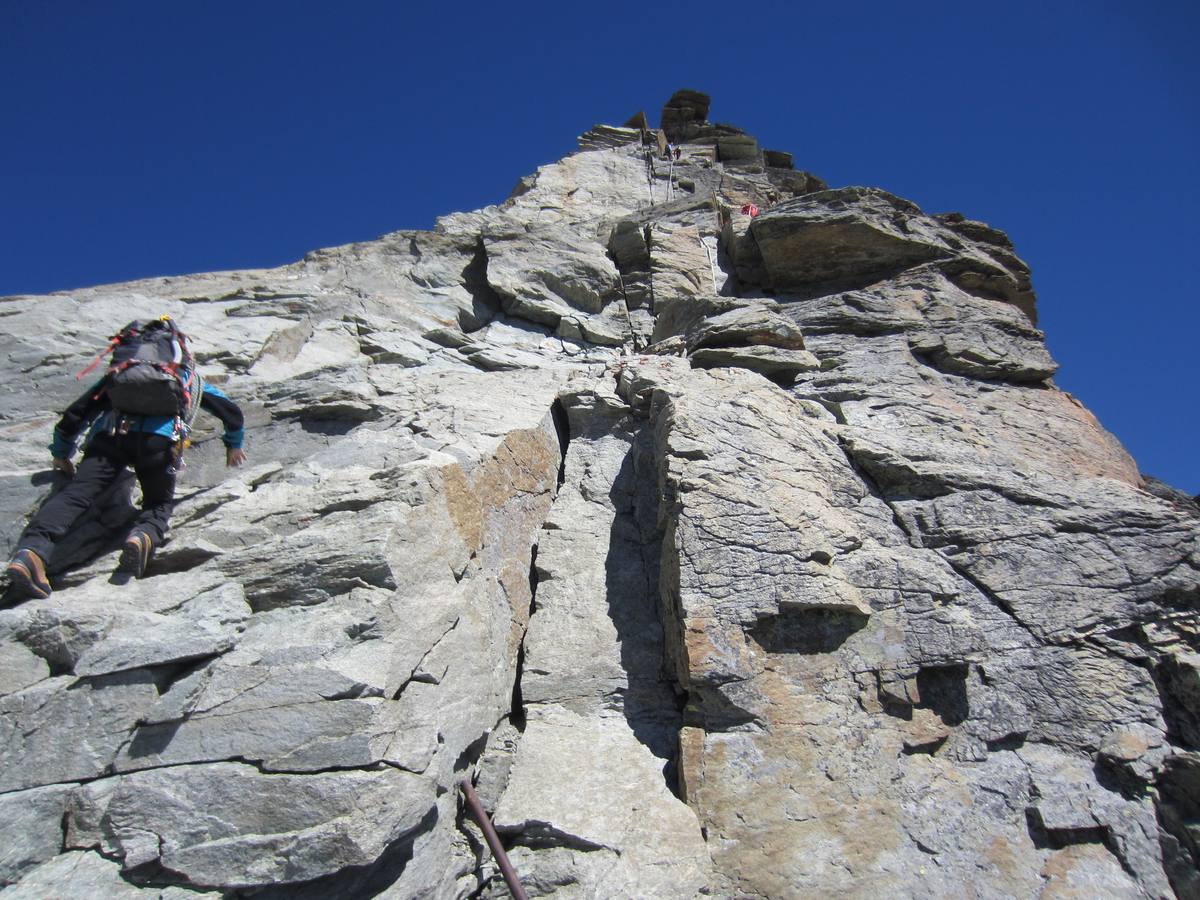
[461,780,527,899]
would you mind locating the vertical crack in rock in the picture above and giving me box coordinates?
[607,220,656,350]
[550,399,570,489]
[451,398,573,894]
[461,237,503,333]
[481,382,712,895]
[529,387,686,752]
[508,549,533,735]
[611,416,688,782]
[508,399,572,733]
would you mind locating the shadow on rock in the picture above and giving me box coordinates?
[604,429,685,793]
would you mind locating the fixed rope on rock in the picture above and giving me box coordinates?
[643,146,656,205]
[461,778,528,900]
[699,234,720,293]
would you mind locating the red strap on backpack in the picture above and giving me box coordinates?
[76,335,124,379]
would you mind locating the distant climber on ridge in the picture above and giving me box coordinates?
[5,316,245,598]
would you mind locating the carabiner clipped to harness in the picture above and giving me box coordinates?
[167,435,192,476]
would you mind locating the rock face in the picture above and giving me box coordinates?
[1,90,1197,898]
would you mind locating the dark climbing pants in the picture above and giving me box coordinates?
[18,432,177,561]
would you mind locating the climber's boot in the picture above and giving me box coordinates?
[118,530,154,579]
[6,549,51,599]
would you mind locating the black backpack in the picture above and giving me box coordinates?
[80,318,204,429]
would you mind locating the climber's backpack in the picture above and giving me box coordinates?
[79,318,203,431]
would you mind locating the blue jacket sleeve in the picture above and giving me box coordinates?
[199,383,245,449]
[50,379,109,457]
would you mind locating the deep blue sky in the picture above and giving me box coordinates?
[2,1,1196,492]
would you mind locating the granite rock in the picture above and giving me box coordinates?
[1,91,1195,899]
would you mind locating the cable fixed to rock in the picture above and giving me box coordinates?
[643,147,656,205]
[460,778,528,900]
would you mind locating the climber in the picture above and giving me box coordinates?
[673,145,682,160]
[5,317,246,599]
[741,203,761,217]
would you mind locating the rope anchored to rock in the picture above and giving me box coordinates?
[460,778,528,900]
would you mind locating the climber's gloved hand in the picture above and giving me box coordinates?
[226,448,247,468]
[52,457,76,477]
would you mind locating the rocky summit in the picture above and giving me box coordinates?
[1,89,1198,899]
